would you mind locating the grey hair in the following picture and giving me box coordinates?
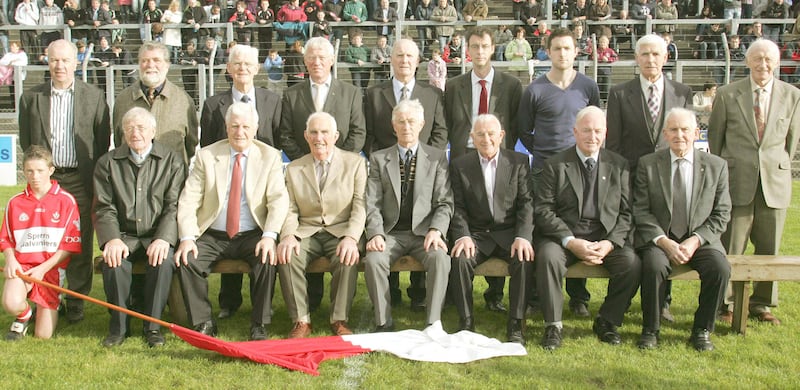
[745,39,780,63]
[574,105,605,126]
[663,107,698,130]
[470,114,502,134]
[121,107,157,130]
[225,101,259,127]
[305,111,338,133]
[635,34,667,55]
[228,44,259,64]
[138,41,170,63]
[392,99,425,123]
[304,37,335,58]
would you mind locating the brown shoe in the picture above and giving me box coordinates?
[330,321,353,336]
[718,310,733,324]
[753,312,781,325]
[288,322,312,338]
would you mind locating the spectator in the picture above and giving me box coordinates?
[431,0,457,50]
[610,10,633,53]
[179,41,204,104]
[663,31,677,79]
[694,5,715,42]
[505,26,532,75]
[493,24,513,61]
[588,0,612,38]
[206,4,224,43]
[568,0,589,29]
[512,0,525,20]
[630,0,653,36]
[182,0,208,47]
[0,12,10,57]
[256,0,274,61]
[373,0,397,40]
[15,0,39,61]
[302,0,322,20]
[462,0,488,22]
[415,0,435,58]
[0,40,27,86]
[443,33,468,78]
[283,39,305,87]
[275,0,308,45]
[85,0,112,44]
[343,28,370,90]
[595,35,617,101]
[573,23,592,61]
[520,0,543,37]
[199,35,224,66]
[323,0,345,43]
[427,46,446,90]
[263,48,284,91]
[371,34,391,81]
[141,0,163,41]
[311,10,331,39]
[655,0,678,33]
[38,0,63,57]
[530,20,550,56]
[741,21,764,49]
[118,0,134,22]
[723,0,741,21]
[761,0,788,43]
[63,0,86,43]
[162,0,183,61]
[343,0,367,23]
[93,35,114,94]
[111,42,135,87]
[693,81,716,128]
[229,0,255,45]
[695,23,724,59]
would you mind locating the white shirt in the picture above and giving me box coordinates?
[231,86,256,108]
[751,76,774,121]
[467,68,495,149]
[639,73,665,111]
[310,75,332,108]
[392,77,416,102]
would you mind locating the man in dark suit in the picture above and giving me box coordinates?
[200,44,282,320]
[634,108,731,351]
[533,106,640,350]
[363,99,453,331]
[445,27,524,314]
[449,114,533,344]
[708,38,800,325]
[278,37,366,161]
[606,33,693,323]
[18,39,111,323]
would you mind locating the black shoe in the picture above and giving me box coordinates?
[374,321,395,332]
[541,325,561,350]
[592,317,621,345]
[569,301,590,317]
[485,300,508,313]
[410,299,426,312]
[101,334,126,347]
[250,324,268,341]
[66,301,84,324]
[507,318,525,345]
[637,328,659,350]
[194,321,218,337]
[661,305,675,323]
[5,319,30,341]
[458,316,474,332]
[689,328,714,352]
[145,330,165,348]
[218,307,237,319]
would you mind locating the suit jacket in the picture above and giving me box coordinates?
[177,140,289,239]
[606,77,693,171]
[534,147,631,248]
[366,143,453,238]
[279,78,366,160]
[708,77,800,209]
[450,150,533,255]
[18,79,111,192]
[444,69,523,159]
[364,79,448,155]
[632,149,731,253]
[281,148,367,241]
[200,87,282,147]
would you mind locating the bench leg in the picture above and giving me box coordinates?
[732,281,749,335]
[168,274,189,326]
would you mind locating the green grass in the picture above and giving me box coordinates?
[2,184,800,389]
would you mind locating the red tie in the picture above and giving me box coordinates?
[478,79,488,115]
[226,153,243,238]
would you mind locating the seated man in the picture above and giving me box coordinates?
[175,102,289,340]
[634,108,731,351]
[534,106,640,350]
[93,107,187,348]
[1,146,81,341]
[277,112,366,338]
[363,99,453,331]
[449,114,534,344]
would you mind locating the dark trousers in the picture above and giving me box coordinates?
[102,245,175,334]
[54,171,94,303]
[639,245,730,332]
[218,273,248,312]
[389,271,426,303]
[179,229,276,326]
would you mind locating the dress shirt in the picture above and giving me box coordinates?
[392,77,416,102]
[50,82,78,168]
[652,149,705,245]
[751,76,773,120]
[231,86,256,108]
[129,143,154,165]
[639,73,665,112]
[561,147,600,248]
[467,68,495,149]
[310,75,332,108]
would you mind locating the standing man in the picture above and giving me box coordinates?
[516,27,600,317]
[93,107,186,348]
[276,112,366,338]
[363,99,453,331]
[606,33,693,322]
[708,38,800,325]
[533,107,640,350]
[445,26,523,314]
[279,37,366,161]
[634,108,731,351]
[113,41,199,164]
[175,102,289,340]
[449,114,534,344]
[18,39,111,323]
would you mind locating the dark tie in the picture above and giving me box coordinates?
[402,149,412,196]
[226,153,243,238]
[585,157,596,172]
[754,88,765,141]
[148,88,156,105]
[670,158,688,240]
[478,79,488,115]
[317,160,328,191]
[647,84,660,124]
[241,95,251,103]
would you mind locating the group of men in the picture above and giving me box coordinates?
[4,23,798,353]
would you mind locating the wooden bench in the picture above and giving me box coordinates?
[95,255,800,334]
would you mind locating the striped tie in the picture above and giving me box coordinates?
[647,84,660,123]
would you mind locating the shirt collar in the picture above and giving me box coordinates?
[398,143,419,158]
[51,81,75,95]
[311,75,332,88]
[140,81,166,98]
[230,146,251,158]
[392,77,416,94]
[639,73,664,94]
[575,146,599,164]
[130,143,154,162]
[479,150,499,166]
[232,86,255,102]
[750,76,774,95]
[471,67,495,86]
[314,148,335,165]
[669,149,694,164]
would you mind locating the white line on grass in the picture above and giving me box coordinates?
[335,295,373,388]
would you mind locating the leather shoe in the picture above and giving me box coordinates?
[330,321,353,336]
[218,307,238,319]
[718,310,734,324]
[66,302,84,324]
[374,321,395,332]
[661,306,675,323]
[485,300,507,313]
[101,334,125,347]
[145,330,166,347]
[541,325,561,350]
[250,324,268,340]
[410,299,426,312]
[194,321,218,337]
[592,317,621,345]
[288,321,312,338]
[753,312,781,325]
[507,318,525,344]
[458,317,475,332]
[637,328,659,350]
[689,328,714,352]
[569,301,590,317]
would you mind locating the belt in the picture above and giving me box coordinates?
[54,167,78,174]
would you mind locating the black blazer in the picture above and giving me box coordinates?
[200,87,282,147]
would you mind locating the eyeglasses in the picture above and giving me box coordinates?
[123,125,152,134]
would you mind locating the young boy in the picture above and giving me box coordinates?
[262,49,284,91]
[1,146,82,341]
[343,28,370,90]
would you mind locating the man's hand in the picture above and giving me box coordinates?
[146,239,171,266]
[511,238,534,262]
[451,237,476,259]
[566,238,604,265]
[255,237,277,265]
[424,229,448,252]
[337,236,360,266]
[277,235,300,265]
[678,235,701,261]
[656,236,689,265]
[366,235,385,252]
[174,239,198,267]
[103,238,130,268]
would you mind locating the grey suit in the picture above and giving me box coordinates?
[634,149,731,332]
[444,70,523,159]
[18,79,111,302]
[363,143,453,326]
[534,147,640,326]
[200,87,282,147]
[279,78,366,160]
[708,76,800,312]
